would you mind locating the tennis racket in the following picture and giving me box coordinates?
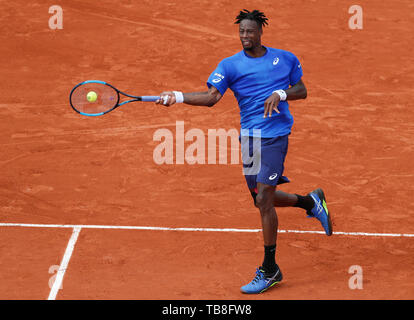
[69,80,160,116]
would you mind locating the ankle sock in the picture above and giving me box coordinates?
[294,194,315,211]
[262,244,277,274]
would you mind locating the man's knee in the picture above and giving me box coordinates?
[255,188,275,211]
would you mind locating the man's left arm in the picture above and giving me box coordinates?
[263,79,307,118]
[285,79,307,100]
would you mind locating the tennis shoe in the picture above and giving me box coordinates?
[240,266,282,294]
[307,188,333,236]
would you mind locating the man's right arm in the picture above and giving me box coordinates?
[156,85,222,108]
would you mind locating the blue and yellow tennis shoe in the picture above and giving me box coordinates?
[240,266,283,294]
[307,188,333,236]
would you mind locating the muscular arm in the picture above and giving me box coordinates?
[285,79,307,100]
[156,85,222,108]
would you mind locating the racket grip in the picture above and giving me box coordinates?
[141,96,160,102]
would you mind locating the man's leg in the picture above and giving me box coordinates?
[249,188,333,236]
[274,190,315,210]
[255,183,278,247]
[255,183,279,274]
[273,190,298,207]
[273,189,333,235]
[240,182,283,294]
[250,188,315,210]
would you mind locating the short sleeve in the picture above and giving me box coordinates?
[289,55,303,86]
[207,61,230,96]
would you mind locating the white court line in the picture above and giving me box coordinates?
[0,222,413,238]
[47,227,81,300]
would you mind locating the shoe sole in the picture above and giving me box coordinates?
[259,280,281,293]
[314,188,333,236]
[241,280,282,294]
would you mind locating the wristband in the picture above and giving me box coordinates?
[273,89,287,101]
[173,91,184,103]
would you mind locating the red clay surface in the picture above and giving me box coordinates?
[1,0,413,299]
[0,227,73,299]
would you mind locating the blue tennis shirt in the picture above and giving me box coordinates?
[207,46,303,138]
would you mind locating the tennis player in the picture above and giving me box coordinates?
[156,9,332,294]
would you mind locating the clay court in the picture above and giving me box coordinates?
[0,0,413,300]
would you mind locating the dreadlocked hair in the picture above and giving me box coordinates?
[235,9,268,29]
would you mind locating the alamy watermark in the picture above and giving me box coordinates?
[348,265,363,289]
[152,121,262,175]
[48,264,63,290]
[48,5,63,30]
[348,5,363,30]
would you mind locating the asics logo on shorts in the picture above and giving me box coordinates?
[273,58,279,66]
[269,173,278,180]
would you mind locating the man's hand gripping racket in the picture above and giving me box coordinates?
[155,91,185,107]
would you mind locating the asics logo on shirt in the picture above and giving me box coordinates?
[273,58,279,65]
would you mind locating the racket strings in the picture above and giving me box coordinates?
[70,83,118,115]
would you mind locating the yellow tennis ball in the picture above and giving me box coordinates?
[87,91,98,103]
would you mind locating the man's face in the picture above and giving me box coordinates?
[239,19,262,50]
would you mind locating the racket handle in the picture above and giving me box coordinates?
[141,96,160,102]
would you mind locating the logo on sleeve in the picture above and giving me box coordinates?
[273,58,279,66]
[212,72,224,83]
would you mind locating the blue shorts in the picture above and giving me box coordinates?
[240,134,290,191]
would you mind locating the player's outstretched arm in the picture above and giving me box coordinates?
[156,86,222,108]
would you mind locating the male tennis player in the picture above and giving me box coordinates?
[156,9,332,294]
